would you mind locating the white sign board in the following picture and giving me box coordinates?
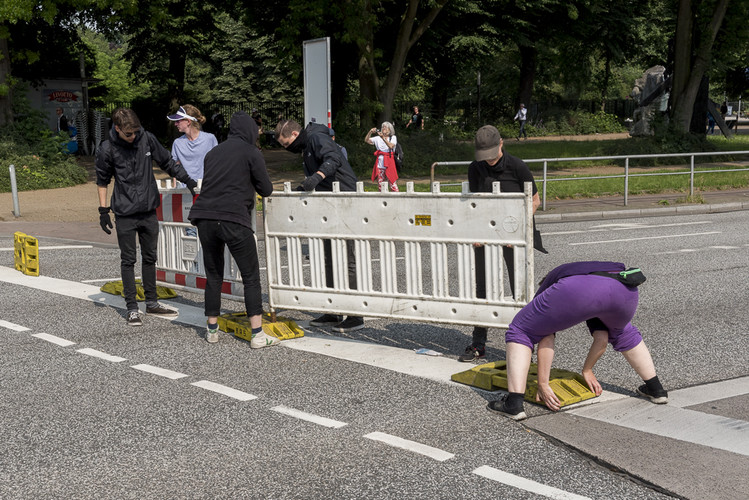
[303,37,331,127]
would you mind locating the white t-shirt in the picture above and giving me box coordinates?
[372,135,397,169]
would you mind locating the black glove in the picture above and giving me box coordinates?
[185,178,198,196]
[300,173,322,192]
[98,206,113,235]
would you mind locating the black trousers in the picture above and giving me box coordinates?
[115,211,160,312]
[195,220,263,318]
[472,245,515,350]
[323,239,358,290]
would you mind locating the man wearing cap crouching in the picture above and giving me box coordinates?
[458,125,547,362]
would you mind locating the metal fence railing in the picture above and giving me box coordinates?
[430,150,749,210]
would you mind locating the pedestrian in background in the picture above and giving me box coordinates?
[188,111,278,348]
[55,107,69,133]
[96,107,197,326]
[275,119,365,333]
[405,105,424,130]
[365,122,399,192]
[514,103,527,140]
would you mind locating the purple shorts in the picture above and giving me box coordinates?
[505,274,643,352]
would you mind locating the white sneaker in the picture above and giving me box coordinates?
[250,331,280,349]
[205,327,219,344]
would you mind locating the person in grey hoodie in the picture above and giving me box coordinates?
[188,111,278,348]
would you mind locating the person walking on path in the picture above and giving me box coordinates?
[458,125,546,362]
[188,111,279,348]
[405,105,424,130]
[514,103,527,140]
[487,261,668,421]
[96,107,197,326]
[365,122,399,192]
[167,104,218,184]
[275,119,364,333]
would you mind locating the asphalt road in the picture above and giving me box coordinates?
[1,209,748,499]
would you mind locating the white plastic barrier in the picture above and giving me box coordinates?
[263,181,534,329]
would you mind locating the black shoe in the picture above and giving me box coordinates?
[458,346,486,363]
[145,303,178,317]
[636,384,668,404]
[332,316,364,333]
[309,314,343,327]
[127,310,143,327]
[487,398,527,421]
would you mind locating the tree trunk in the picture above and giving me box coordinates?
[517,44,536,110]
[670,0,729,132]
[0,36,13,127]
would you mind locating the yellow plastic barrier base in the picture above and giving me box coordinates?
[218,312,304,342]
[451,361,597,408]
[100,280,178,301]
[13,232,39,276]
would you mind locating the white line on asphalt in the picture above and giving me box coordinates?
[191,380,258,401]
[0,245,93,251]
[32,332,76,346]
[472,465,591,500]
[82,277,141,283]
[0,320,30,332]
[130,364,188,380]
[76,348,127,363]
[668,376,749,408]
[271,405,348,428]
[709,245,739,249]
[543,221,711,236]
[364,431,454,462]
[568,231,721,246]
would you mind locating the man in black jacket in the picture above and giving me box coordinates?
[96,107,197,326]
[188,112,279,348]
[275,119,364,333]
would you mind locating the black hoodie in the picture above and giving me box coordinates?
[286,122,357,192]
[188,111,273,229]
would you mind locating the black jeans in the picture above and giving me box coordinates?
[195,220,263,318]
[472,245,516,350]
[115,211,160,312]
[323,238,358,290]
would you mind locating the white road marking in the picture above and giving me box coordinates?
[191,380,258,401]
[271,405,347,428]
[473,465,591,500]
[668,376,749,408]
[76,348,127,363]
[130,364,188,380]
[0,245,93,251]
[568,231,721,246]
[0,320,30,332]
[82,277,141,283]
[544,221,711,236]
[364,431,454,462]
[709,245,739,249]
[32,332,76,347]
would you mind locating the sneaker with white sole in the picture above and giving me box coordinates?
[205,327,219,344]
[127,310,143,327]
[309,314,343,327]
[487,398,527,421]
[250,331,281,349]
[636,384,668,404]
[332,316,364,333]
[458,346,486,363]
[146,303,178,318]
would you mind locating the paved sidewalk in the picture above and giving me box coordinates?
[2,188,749,245]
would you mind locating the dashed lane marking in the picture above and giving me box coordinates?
[32,332,76,347]
[271,405,348,428]
[653,245,742,255]
[473,465,591,500]
[130,364,189,380]
[76,348,127,363]
[543,220,711,236]
[191,380,258,401]
[364,431,454,462]
[0,320,30,332]
[568,231,721,246]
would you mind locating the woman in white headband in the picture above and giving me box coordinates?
[166,104,218,183]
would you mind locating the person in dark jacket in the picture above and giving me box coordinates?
[487,261,668,421]
[459,125,547,362]
[188,112,279,348]
[274,119,364,333]
[96,107,197,326]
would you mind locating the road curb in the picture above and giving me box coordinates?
[536,201,749,222]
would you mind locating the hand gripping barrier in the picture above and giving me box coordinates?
[263,181,535,329]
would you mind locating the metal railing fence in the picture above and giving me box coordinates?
[430,150,749,210]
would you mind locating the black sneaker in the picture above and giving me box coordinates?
[145,303,178,317]
[636,384,668,404]
[309,314,343,327]
[332,316,364,333]
[487,398,527,421]
[458,346,486,363]
[127,310,143,327]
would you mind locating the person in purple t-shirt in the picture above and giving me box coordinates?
[488,261,668,421]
